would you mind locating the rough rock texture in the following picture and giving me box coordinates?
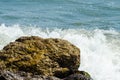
[64,71,93,80]
[0,71,92,80]
[0,71,61,80]
[0,36,80,78]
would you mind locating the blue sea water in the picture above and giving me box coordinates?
[0,0,120,30]
[0,0,120,80]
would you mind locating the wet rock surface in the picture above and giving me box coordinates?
[64,71,92,80]
[0,36,92,80]
[0,70,61,80]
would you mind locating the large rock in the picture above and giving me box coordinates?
[0,36,80,78]
[0,71,92,80]
[0,71,61,80]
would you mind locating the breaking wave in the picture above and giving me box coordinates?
[0,24,120,80]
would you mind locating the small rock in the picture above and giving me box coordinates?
[63,71,92,80]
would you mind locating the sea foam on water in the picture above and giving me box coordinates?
[0,24,120,80]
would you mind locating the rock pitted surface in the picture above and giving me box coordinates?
[0,36,80,78]
[0,36,92,80]
[64,71,92,80]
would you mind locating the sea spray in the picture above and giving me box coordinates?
[0,24,120,80]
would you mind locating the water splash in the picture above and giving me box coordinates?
[0,24,120,80]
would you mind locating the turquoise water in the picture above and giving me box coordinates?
[0,0,120,30]
[0,0,120,80]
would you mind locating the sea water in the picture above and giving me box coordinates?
[0,0,120,80]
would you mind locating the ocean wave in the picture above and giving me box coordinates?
[0,24,120,80]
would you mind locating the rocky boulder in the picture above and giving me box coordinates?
[0,71,61,80]
[0,71,92,80]
[0,36,80,78]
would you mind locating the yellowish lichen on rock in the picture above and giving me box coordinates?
[0,36,80,78]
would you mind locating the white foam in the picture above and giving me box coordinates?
[0,24,120,80]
